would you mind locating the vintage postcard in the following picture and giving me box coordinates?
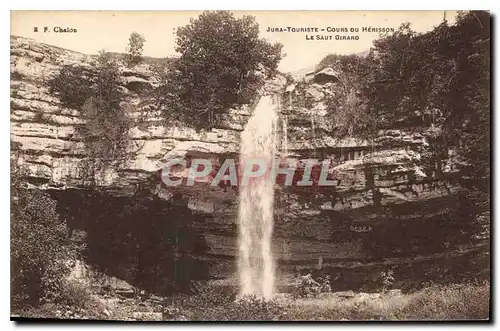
[10,10,491,322]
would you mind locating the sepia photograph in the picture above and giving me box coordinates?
[10,10,491,322]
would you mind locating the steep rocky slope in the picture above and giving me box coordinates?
[11,36,479,290]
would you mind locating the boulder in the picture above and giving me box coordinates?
[122,75,154,92]
[305,85,324,101]
[335,290,355,298]
[312,67,340,84]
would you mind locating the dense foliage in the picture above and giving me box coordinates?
[49,65,95,109]
[79,51,131,171]
[157,11,283,130]
[319,10,490,240]
[319,54,375,138]
[50,51,132,175]
[368,11,490,236]
[291,274,332,299]
[11,155,69,308]
[168,285,288,321]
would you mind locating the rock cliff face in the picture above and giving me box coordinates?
[11,36,473,289]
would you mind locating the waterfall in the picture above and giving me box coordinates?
[282,114,288,157]
[311,113,317,156]
[237,95,278,299]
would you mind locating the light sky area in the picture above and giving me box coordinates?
[11,11,459,73]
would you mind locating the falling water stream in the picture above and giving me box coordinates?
[311,112,317,156]
[237,95,279,299]
[282,114,288,157]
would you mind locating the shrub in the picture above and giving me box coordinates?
[194,294,288,321]
[17,280,104,320]
[316,53,377,139]
[54,279,93,310]
[50,50,132,174]
[79,51,132,173]
[157,10,283,130]
[380,269,395,292]
[11,165,70,309]
[292,274,331,299]
[48,65,95,109]
[188,281,236,307]
[165,281,236,311]
[326,90,375,138]
[165,282,289,321]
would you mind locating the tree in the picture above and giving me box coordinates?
[11,149,69,308]
[442,11,490,240]
[318,53,375,138]
[316,11,490,245]
[79,50,131,173]
[127,32,146,66]
[50,50,131,179]
[157,10,283,130]
[48,65,95,109]
[355,11,490,241]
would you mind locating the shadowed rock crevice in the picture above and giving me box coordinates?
[54,190,212,295]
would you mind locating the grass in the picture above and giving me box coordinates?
[160,281,490,321]
[12,281,490,321]
[285,282,490,321]
[398,283,491,320]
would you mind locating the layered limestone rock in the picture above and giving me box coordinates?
[11,36,246,193]
[11,36,461,280]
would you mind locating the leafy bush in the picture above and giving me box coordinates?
[50,51,132,173]
[194,294,288,321]
[292,274,331,299]
[54,279,93,310]
[325,89,376,138]
[11,164,69,309]
[380,270,395,292]
[316,53,376,138]
[16,280,105,320]
[188,281,236,307]
[80,51,132,172]
[49,65,95,109]
[157,10,283,130]
[165,281,236,310]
